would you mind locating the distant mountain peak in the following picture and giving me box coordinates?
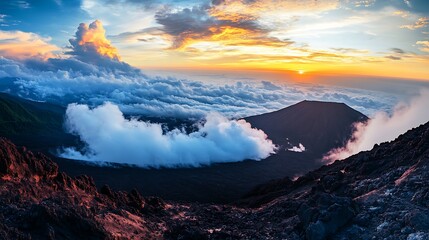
[245,100,368,156]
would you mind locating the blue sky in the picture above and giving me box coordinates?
[0,0,87,45]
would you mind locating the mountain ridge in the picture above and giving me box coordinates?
[0,120,428,239]
[0,93,76,151]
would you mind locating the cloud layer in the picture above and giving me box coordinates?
[61,102,276,168]
[325,90,429,161]
[0,55,399,118]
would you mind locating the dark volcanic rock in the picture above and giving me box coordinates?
[1,119,429,239]
[301,194,356,240]
[237,122,429,239]
[0,137,163,239]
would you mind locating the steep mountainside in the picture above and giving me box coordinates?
[0,121,428,239]
[245,100,368,156]
[0,93,76,151]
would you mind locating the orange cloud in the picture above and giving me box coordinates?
[154,0,341,52]
[155,5,291,51]
[211,0,339,17]
[69,20,121,61]
[0,30,59,60]
[416,41,429,53]
[401,17,429,30]
[206,26,292,47]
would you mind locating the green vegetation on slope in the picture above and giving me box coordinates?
[0,93,75,150]
[0,94,60,134]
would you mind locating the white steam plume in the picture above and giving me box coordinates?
[288,143,306,153]
[60,102,277,168]
[325,89,429,162]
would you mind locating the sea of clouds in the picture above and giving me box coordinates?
[0,56,398,119]
[1,20,427,167]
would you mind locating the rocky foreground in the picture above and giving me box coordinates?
[0,122,429,239]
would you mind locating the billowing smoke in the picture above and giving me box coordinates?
[60,103,277,168]
[68,20,121,62]
[325,90,429,162]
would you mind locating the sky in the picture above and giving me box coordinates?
[1,0,429,80]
